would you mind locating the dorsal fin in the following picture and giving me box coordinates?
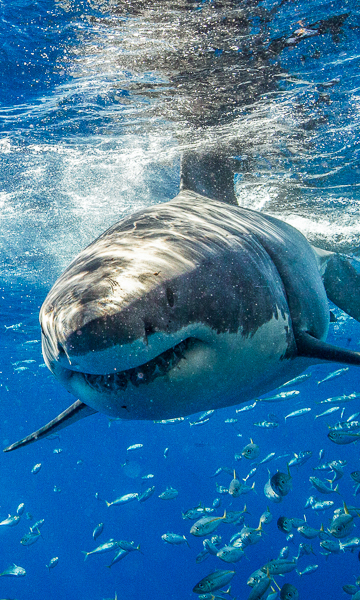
[296,331,360,365]
[180,150,238,205]
[3,400,97,452]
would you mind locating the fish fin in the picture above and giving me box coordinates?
[3,401,97,452]
[180,151,238,205]
[272,578,281,591]
[296,331,360,366]
[81,551,89,561]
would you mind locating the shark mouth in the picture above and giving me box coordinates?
[81,337,196,394]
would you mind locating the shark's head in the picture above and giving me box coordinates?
[40,193,297,420]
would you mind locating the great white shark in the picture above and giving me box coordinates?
[4,150,360,452]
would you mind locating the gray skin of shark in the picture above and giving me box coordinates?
[4,151,360,451]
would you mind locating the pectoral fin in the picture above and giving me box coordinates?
[296,331,360,365]
[3,400,97,452]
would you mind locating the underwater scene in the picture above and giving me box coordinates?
[1,0,360,599]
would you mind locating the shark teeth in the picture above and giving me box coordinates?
[83,338,195,393]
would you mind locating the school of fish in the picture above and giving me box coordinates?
[4,349,360,599]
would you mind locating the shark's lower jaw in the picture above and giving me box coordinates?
[82,337,195,393]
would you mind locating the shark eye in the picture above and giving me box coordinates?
[166,287,175,307]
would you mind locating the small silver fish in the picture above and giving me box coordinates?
[21,528,41,546]
[312,500,334,512]
[309,476,339,494]
[190,511,227,537]
[320,539,342,554]
[153,417,185,424]
[197,410,215,421]
[117,540,141,552]
[319,392,360,404]
[107,549,129,568]
[315,406,340,419]
[216,483,229,495]
[82,539,119,560]
[203,537,221,555]
[244,467,257,481]
[296,542,315,558]
[126,443,143,452]
[261,558,297,575]
[195,549,210,564]
[351,471,360,483]
[260,508,273,524]
[342,584,359,595]
[0,515,20,527]
[317,368,349,385]
[106,493,139,507]
[280,374,312,387]
[0,563,26,577]
[271,467,292,496]
[161,533,190,547]
[190,418,210,426]
[285,408,311,420]
[229,470,242,497]
[16,503,25,515]
[259,390,300,402]
[216,545,244,563]
[340,537,360,551]
[31,518,45,532]
[280,583,299,600]
[328,504,354,538]
[242,440,260,460]
[236,402,257,413]
[46,557,59,571]
[288,451,312,467]
[158,487,178,500]
[297,564,318,576]
[257,452,276,465]
[297,523,322,539]
[193,570,235,594]
[328,430,360,445]
[264,471,283,504]
[253,420,279,428]
[93,523,104,540]
[138,486,156,503]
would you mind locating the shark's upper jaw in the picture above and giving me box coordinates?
[71,337,196,394]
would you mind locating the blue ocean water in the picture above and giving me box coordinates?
[1,1,360,599]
